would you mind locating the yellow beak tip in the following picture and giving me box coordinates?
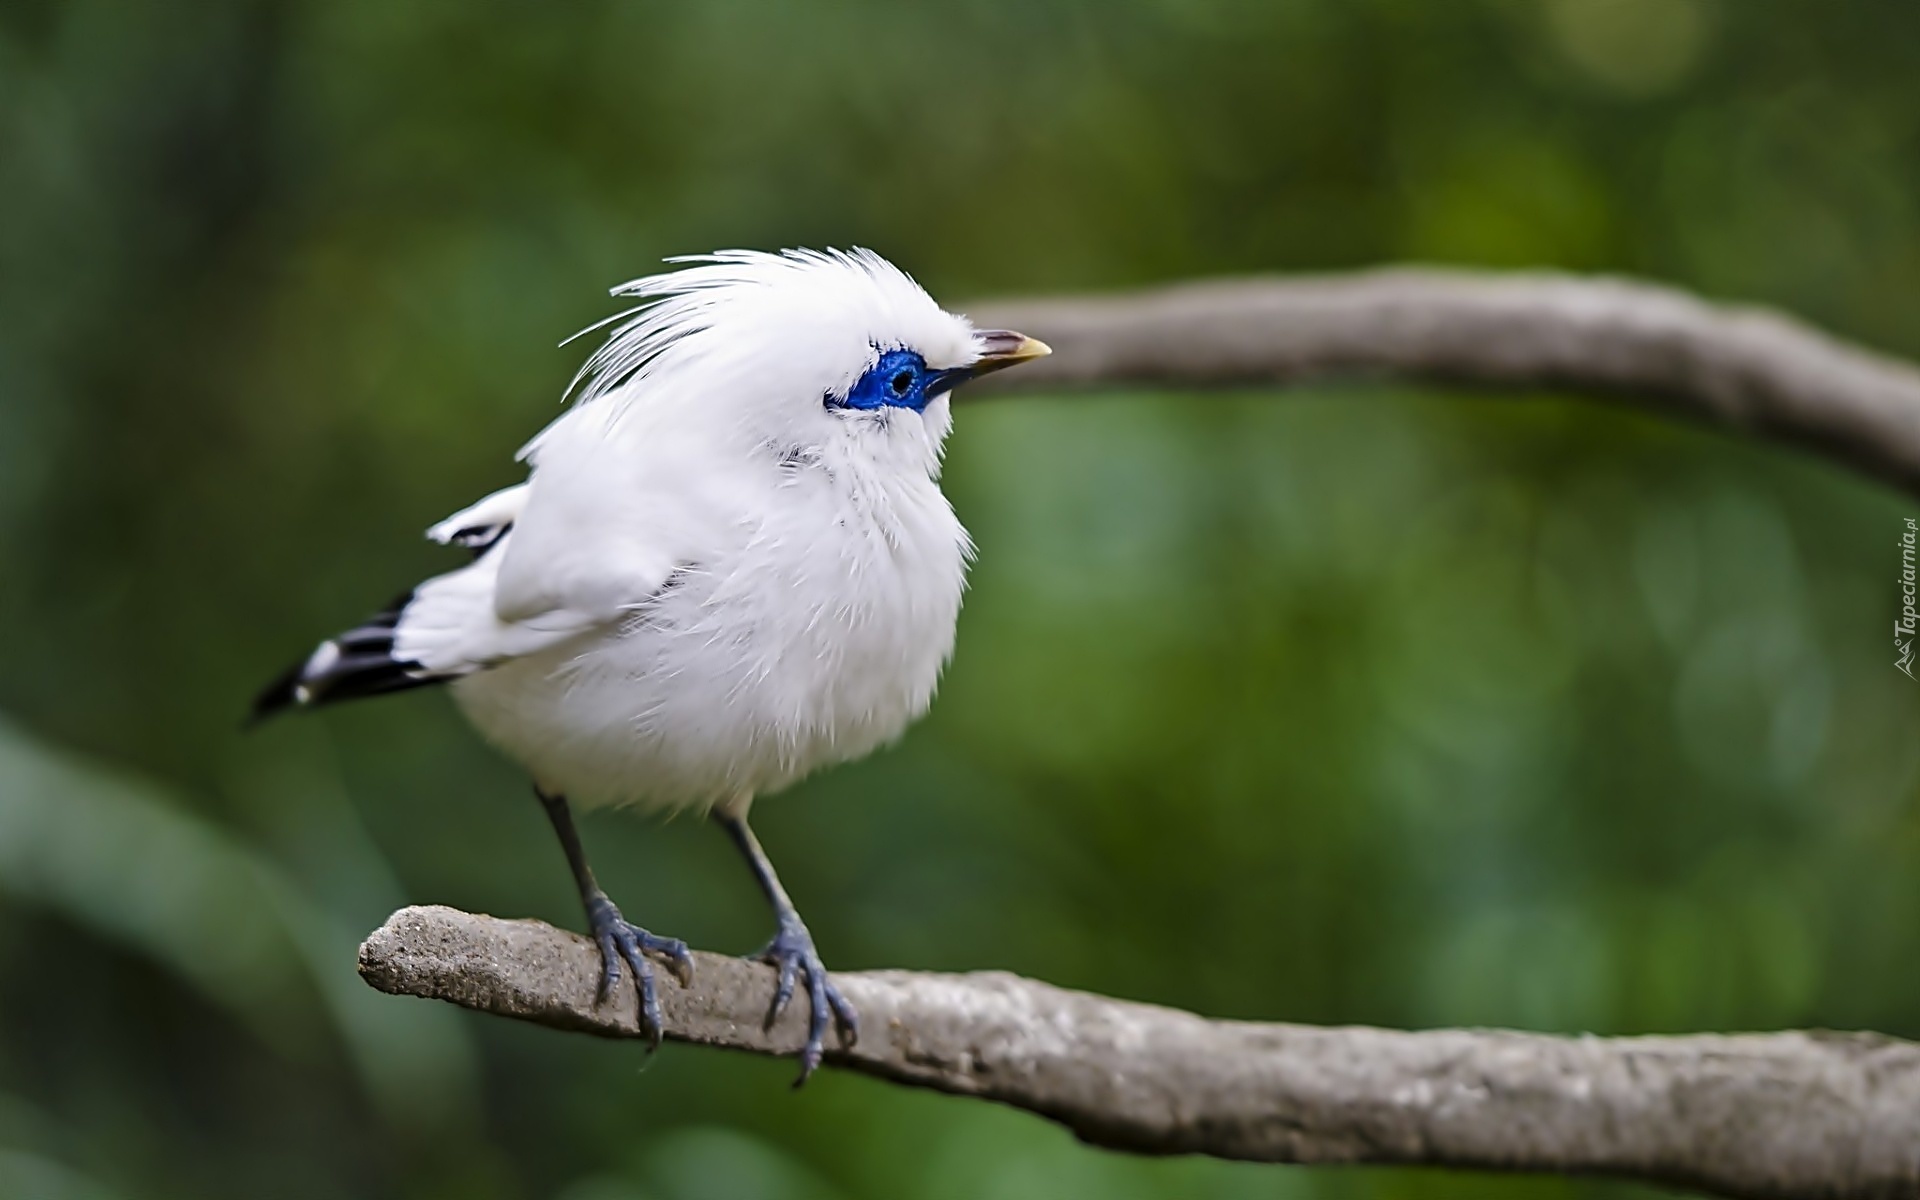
[973,329,1053,370]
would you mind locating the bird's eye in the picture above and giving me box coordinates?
[838,348,930,411]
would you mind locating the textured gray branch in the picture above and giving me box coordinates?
[966,269,1920,495]
[362,906,1920,1200]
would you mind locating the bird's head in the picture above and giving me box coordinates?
[563,249,1049,478]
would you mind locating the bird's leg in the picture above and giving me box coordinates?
[716,811,858,1085]
[537,788,693,1048]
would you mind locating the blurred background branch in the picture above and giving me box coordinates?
[972,270,1920,497]
[361,906,1920,1200]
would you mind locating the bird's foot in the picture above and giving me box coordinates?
[584,893,693,1049]
[756,919,857,1086]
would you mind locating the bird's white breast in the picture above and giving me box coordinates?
[449,439,969,814]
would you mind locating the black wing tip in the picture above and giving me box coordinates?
[247,663,308,728]
[449,521,513,559]
[246,590,440,729]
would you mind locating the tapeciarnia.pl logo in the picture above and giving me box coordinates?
[1901,517,1918,679]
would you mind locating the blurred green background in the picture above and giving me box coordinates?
[3,1,1918,1197]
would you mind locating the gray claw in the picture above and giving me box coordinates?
[585,894,692,1049]
[757,921,857,1086]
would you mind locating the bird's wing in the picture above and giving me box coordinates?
[253,476,677,719]
[394,448,704,675]
[256,402,718,719]
[425,483,527,557]
[392,480,604,676]
[387,547,601,677]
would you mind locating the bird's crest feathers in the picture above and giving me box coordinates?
[561,248,970,412]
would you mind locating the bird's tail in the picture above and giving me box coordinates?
[254,487,526,725]
[250,592,445,723]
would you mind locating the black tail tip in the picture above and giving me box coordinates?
[246,663,307,728]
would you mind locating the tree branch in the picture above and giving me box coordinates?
[966,269,1920,496]
[361,906,1920,1200]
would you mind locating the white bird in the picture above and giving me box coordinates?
[255,248,1050,1080]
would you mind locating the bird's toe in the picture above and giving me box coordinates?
[825,980,859,1048]
[584,895,690,1048]
[756,924,857,1086]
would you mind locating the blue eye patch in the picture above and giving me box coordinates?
[828,348,967,413]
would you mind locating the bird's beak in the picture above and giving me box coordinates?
[926,330,1051,399]
[968,329,1052,377]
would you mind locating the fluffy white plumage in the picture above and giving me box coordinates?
[396,249,984,815]
[260,247,1050,1077]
